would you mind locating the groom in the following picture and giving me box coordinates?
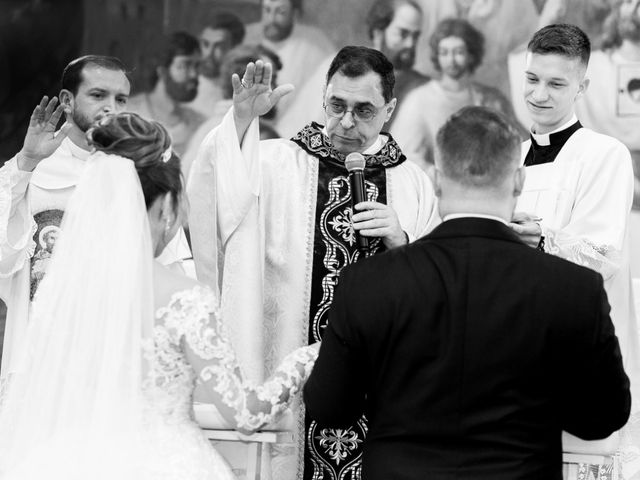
[304,106,631,480]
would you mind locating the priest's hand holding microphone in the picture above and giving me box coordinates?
[346,152,408,250]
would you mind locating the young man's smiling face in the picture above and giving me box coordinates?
[524,52,588,134]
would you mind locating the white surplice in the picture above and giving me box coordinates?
[0,137,192,380]
[517,126,640,479]
[187,107,438,479]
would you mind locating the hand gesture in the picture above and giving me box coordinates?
[231,60,294,140]
[509,211,543,248]
[18,96,71,172]
[353,201,408,249]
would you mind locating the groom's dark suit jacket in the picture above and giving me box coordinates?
[304,218,630,480]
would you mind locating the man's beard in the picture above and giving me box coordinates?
[391,48,416,71]
[263,21,293,42]
[165,74,198,103]
[381,41,415,71]
[72,109,98,132]
[619,15,640,43]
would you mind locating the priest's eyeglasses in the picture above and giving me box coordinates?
[323,101,385,123]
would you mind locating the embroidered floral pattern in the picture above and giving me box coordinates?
[316,428,363,464]
[291,122,406,168]
[304,149,386,480]
[327,206,356,246]
[543,228,619,280]
[150,285,318,431]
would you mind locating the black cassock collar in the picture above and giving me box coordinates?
[524,120,582,167]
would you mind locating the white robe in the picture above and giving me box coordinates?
[0,137,192,379]
[517,127,640,476]
[187,107,438,479]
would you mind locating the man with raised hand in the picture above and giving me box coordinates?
[188,46,437,480]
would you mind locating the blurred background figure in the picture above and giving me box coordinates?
[367,0,430,129]
[243,0,336,136]
[576,0,640,211]
[412,0,459,77]
[127,31,205,156]
[392,18,524,171]
[182,43,282,180]
[187,11,245,118]
[412,0,539,97]
[463,0,539,99]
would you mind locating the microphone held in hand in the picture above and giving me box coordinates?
[345,152,369,250]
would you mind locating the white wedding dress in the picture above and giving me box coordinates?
[139,284,317,480]
[0,152,317,480]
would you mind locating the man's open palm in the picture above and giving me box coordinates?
[20,96,71,167]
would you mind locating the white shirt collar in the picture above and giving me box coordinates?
[442,213,509,226]
[31,135,91,189]
[530,114,578,146]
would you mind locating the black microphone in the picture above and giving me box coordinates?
[345,152,369,250]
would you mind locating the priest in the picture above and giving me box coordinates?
[187,46,438,480]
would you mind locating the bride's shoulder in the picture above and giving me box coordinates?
[154,264,219,320]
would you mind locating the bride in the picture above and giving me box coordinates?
[0,100,318,479]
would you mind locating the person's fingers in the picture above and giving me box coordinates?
[29,104,44,127]
[37,95,48,111]
[353,219,386,231]
[352,209,379,222]
[231,73,243,95]
[254,59,265,85]
[241,62,256,88]
[30,96,49,125]
[262,62,273,87]
[43,96,59,119]
[354,201,384,211]
[47,103,65,130]
[508,222,524,234]
[511,211,528,223]
[358,227,389,237]
[270,84,294,104]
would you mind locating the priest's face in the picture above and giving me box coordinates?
[323,71,396,154]
[63,65,130,133]
[523,52,588,134]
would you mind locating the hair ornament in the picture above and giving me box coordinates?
[161,147,172,163]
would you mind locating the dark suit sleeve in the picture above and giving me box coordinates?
[561,273,631,439]
[304,266,367,428]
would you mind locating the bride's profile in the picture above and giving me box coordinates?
[0,101,318,479]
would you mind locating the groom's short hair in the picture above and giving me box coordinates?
[436,106,521,187]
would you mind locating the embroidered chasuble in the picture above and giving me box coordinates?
[292,122,404,480]
[524,120,582,166]
[188,107,438,480]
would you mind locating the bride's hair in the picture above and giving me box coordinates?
[87,112,183,211]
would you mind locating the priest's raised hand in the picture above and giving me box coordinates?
[17,96,72,172]
[231,60,294,144]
